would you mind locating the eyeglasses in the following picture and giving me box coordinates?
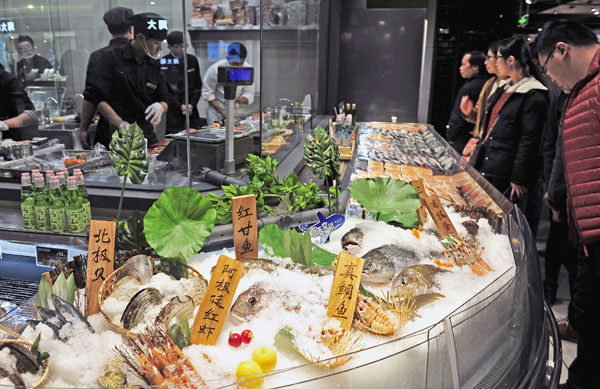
[540,45,557,73]
[486,55,496,60]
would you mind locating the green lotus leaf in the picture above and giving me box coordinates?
[109,122,149,185]
[144,186,216,259]
[349,177,421,227]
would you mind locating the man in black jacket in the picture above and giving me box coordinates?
[80,6,134,148]
[446,51,488,153]
[161,31,205,133]
[15,35,53,87]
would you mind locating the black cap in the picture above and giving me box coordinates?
[103,7,133,34]
[131,12,168,41]
[167,31,184,45]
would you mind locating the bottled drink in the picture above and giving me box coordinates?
[33,174,50,231]
[45,169,54,189]
[21,173,35,229]
[65,176,84,233]
[48,176,66,233]
[75,172,91,228]
[57,171,67,194]
[31,169,40,176]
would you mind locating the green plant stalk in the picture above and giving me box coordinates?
[116,175,127,221]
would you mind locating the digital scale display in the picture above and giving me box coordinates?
[228,68,252,82]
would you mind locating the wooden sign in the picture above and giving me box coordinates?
[422,193,458,238]
[232,194,258,259]
[86,220,116,316]
[410,179,429,225]
[191,254,245,345]
[327,253,364,330]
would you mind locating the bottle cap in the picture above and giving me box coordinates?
[32,169,40,175]
[21,172,31,186]
[57,171,66,183]
[50,176,60,189]
[45,169,54,176]
[60,168,68,174]
[67,176,77,190]
[73,168,81,174]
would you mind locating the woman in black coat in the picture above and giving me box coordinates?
[475,37,549,233]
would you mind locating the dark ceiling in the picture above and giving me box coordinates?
[517,0,600,32]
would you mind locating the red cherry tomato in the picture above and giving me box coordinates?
[228,331,242,348]
[241,329,253,344]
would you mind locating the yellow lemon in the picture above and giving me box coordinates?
[252,346,277,373]
[236,360,263,388]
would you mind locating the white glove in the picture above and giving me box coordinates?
[145,102,164,126]
[0,121,8,132]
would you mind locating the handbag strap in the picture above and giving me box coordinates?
[482,91,512,144]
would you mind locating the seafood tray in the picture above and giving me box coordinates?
[0,278,39,307]
[356,122,456,172]
[0,149,109,179]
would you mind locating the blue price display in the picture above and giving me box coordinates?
[229,69,252,82]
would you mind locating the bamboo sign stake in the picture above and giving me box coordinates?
[422,193,458,238]
[86,220,116,316]
[191,254,245,345]
[232,194,258,259]
[410,179,429,225]
[327,253,364,330]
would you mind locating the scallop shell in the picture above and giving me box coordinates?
[117,255,154,284]
[155,295,194,326]
[181,277,208,306]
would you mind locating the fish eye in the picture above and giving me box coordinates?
[401,280,407,285]
[249,297,257,305]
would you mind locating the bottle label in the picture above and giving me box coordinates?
[34,206,50,230]
[82,201,91,228]
[22,203,35,229]
[66,208,83,233]
[50,208,66,232]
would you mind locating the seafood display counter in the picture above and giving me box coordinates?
[0,122,559,388]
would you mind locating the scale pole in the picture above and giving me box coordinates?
[224,99,235,174]
[182,0,192,188]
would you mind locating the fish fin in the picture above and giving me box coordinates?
[414,293,445,309]
[317,211,327,223]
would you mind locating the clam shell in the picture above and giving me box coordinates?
[155,295,194,326]
[182,277,208,306]
[0,342,39,374]
[117,255,153,284]
[120,287,163,330]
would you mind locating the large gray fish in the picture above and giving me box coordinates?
[361,244,421,285]
[51,294,95,333]
[391,264,446,296]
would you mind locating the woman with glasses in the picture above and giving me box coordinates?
[459,41,510,161]
[473,36,549,235]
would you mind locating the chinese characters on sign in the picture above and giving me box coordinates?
[86,220,116,317]
[327,253,364,330]
[0,21,15,32]
[410,179,429,226]
[191,255,245,345]
[232,195,258,259]
[422,193,457,238]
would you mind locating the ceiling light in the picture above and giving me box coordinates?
[554,11,558,14]
[150,1,156,4]
[595,10,600,15]
[526,0,532,4]
[592,8,598,12]
[538,27,543,31]
[27,4,34,9]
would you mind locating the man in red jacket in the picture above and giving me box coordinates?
[536,21,600,389]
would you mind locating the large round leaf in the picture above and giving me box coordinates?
[144,186,217,259]
[349,178,421,227]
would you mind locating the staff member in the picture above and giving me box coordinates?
[80,6,134,148]
[87,12,169,147]
[0,64,38,140]
[16,35,53,86]
[202,42,254,125]
[161,31,205,133]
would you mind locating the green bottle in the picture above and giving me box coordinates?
[21,173,35,229]
[33,174,50,231]
[45,169,54,189]
[75,172,91,229]
[57,171,67,195]
[49,176,66,233]
[65,176,84,233]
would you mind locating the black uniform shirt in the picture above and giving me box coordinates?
[0,69,35,120]
[16,54,53,86]
[87,42,168,140]
[83,37,131,102]
[160,53,202,109]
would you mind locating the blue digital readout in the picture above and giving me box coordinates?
[229,69,252,82]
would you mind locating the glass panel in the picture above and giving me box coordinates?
[260,0,320,161]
